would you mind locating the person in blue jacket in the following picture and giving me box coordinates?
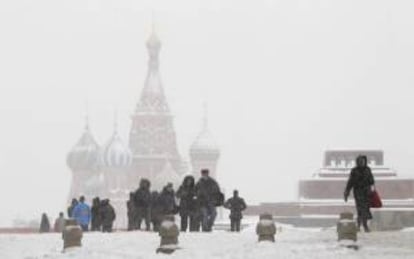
[72,196,91,231]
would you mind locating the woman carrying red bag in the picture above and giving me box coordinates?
[344,155,375,232]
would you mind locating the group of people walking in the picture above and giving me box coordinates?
[40,168,247,233]
[127,169,247,232]
[40,157,376,234]
[67,196,116,232]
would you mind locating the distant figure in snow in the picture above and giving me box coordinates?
[159,183,178,216]
[91,197,102,231]
[67,198,78,218]
[189,197,202,232]
[72,196,91,231]
[100,199,116,232]
[150,191,163,232]
[224,190,247,232]
[134,179,152,231]
[176,175,197,231]
[344,155,375,232]
[127,192,137,231]
[195,169,223,232]
[39,213,50,233]
[54,212,65,233]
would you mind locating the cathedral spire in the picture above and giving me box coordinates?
[84,101,90,131]
[135,21,169,113]
[113,108,118,134]
[202,102,209,131]
[146,19,161,68]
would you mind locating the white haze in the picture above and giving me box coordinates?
[1,0,414,226]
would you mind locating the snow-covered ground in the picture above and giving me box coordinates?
[0,224,413,259]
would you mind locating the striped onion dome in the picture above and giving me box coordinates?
[67,123,100,171]
[190,128,220,155]
[101,128,132,169]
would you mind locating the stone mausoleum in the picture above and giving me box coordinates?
[246,149,414,230]
[66,29,220,228]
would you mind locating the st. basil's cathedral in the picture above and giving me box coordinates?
[66,29,220,228]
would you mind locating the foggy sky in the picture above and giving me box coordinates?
[1,0,414,226]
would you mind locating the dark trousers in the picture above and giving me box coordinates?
[357,217,370,232]
[136,207,151,231]
[102,224,113,233]
[80,224,89,232]
[180,213,199,232]
[230,218,241,232]
[201,205,217,232]
[127,214,135,231]
[91,220,101,231]
[189,211,201,232]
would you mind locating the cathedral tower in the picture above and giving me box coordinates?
[190,106,220,179]
[67,118,103,200]
[128,29,184,188]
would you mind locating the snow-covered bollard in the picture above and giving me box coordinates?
[156,215,180,254]
[256,213,276,242]
[337,212,358,249]
[62,219,82,251]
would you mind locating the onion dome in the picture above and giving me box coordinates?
[101,119,132,169]
[67,121,100,171]
[190,107,220,156]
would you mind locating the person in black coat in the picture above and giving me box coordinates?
[100,199,116,232]
[176,176,197,231]
[91,197,102,231]
[344,155,375,232]
[67,198,78,218]
[39,213,50,233]
[224,190,247,232]
[134,178,151,231]
[127,192,137,231]
[189,196,203,232]
[195,169,222,232]
[159,183,178,215]
[150,191,163,232]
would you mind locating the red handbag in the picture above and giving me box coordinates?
[370,189,382,208]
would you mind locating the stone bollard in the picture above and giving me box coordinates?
[256,213,276,242]
[62,219,82,251]
[337,212,358,249]
[156,215,180,254]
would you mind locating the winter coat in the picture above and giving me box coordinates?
[195,176,221,207]
[127,200,136,218]
[224,197,247,219]
[72,202,91,226]
[176,176,197,216]
[151,192,164,223]
[67,199,78,218]
[91,201,102,228]
[54,216,65,232]
[159,187,178,215]
[134,188,152,208]
[345,156,375,220]
[39,214,50,233]
[100,202,116,228]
